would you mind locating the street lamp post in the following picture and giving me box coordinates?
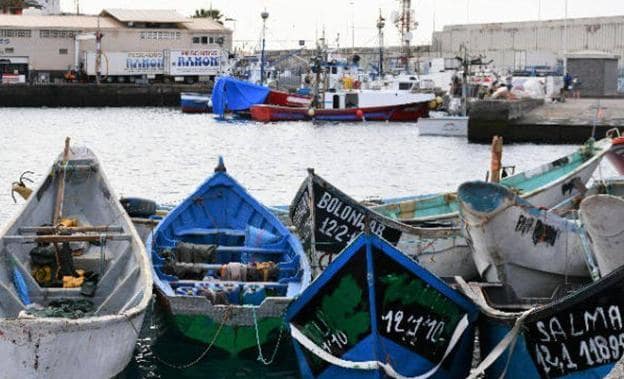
[563,0,568,75]
[260,10,269,85]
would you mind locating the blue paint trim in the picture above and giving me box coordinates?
[365,235,381,371]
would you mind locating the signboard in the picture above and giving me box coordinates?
[84,52,164,76]
[1,74,26,84]
[165,49,222,76]
[524,278,624,378]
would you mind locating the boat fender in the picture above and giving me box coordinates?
[356,109,364,120]
[307,108,315,117]
[120,197,158,218]
[220,262,248,281]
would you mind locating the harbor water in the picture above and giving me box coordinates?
[0,107,616,378]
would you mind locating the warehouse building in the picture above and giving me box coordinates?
[432,16,624,72]
[0,9,233,82]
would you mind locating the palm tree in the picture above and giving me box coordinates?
[193,8,224,24]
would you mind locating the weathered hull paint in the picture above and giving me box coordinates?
[157,286,291,356]
[172,314,283,355]
[0,312,145,378]
[459,181,590,298]
[580,195,624,277]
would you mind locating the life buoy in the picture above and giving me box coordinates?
[353,80,361,89]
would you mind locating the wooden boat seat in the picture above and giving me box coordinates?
[3,234,132,244]
[171,279,288,289]
[175,228,246,238]
[216,246,286,254]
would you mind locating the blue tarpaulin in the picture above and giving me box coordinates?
[211,76,270,116]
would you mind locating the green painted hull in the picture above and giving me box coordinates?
[171,314,285,356]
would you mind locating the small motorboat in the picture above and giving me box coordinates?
[0,139,152,378]
[417,111,469,137]
[180,92,212,113]
[287,231,479,378]
[148,158,311,356]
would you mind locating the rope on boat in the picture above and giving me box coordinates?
[455,277,535,379]
[289,315,470,379]
[153,307,231,370]
[252,307,285,366]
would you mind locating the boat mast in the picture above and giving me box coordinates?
[377,10,385,78]
[260,10,269,85]
[397,0,413,73]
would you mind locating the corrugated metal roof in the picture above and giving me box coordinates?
[0,14,121,29]
[101,9,189,24]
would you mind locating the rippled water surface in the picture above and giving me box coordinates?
[0,107,616,378]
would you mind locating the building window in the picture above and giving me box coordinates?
[201,36,208,44]
[40,30,79,39]
[209,37,214,44]
[59,48,68,55]
[4,47,14,53]
[192,36,200,44]
[140,31,182,40]
[0,29,31,38]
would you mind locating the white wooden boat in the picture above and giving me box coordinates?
[418,112,469,137]
[458,181,592,298]
[580,194,624,276]
[0,141,152,378]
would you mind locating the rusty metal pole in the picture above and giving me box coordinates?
[490,135,503,183]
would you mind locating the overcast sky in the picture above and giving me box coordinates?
[61,0,624,50]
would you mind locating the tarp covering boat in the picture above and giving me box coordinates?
[212,76,271,116]
[286,232,479,378]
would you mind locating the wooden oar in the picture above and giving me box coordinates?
[52,137,71,225]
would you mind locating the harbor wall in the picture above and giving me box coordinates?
[468,99,623,144]
[0,84,203,107]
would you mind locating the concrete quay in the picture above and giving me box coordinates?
[0,83,206,107]
[468,99,624,144]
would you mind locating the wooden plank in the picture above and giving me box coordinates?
[52,137,71,225]
[18,226,124,234]
[4,234,132,243]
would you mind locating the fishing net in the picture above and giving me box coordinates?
[27,299,95,319]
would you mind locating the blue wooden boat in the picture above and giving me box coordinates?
[180,92,212,113]
[147,158,311,356]
[286,231,479,378]
[459,265,624,378]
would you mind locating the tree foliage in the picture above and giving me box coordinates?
[193,8,224,24]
